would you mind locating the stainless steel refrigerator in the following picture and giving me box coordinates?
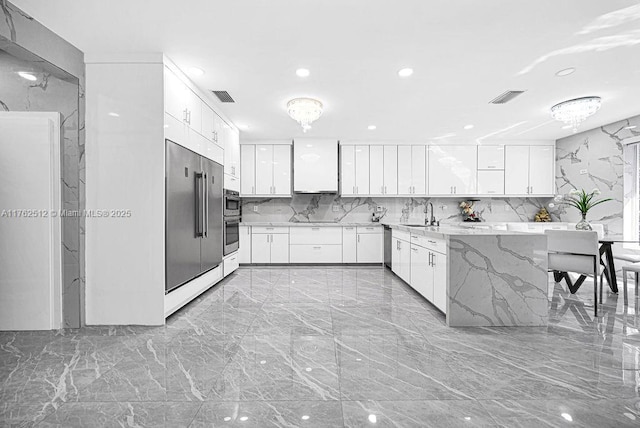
[165,139,223,293]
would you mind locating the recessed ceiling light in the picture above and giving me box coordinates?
[301,415,310,420]
[108,112,120,117]
[398,68,413,77]
[464,124,474,130]
[188,67,204,77]
[17,71,37,81]
[368,125,377,130]
[555,67,576,77]
[296,68,310,77]
[561,125,573,129]
[625,125,637,130]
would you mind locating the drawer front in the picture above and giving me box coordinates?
[289,227,342,245]
[251,226,289,234]
[357,225,383,234]
[289,245,342,263]
[411,234,447,254]
[223,254,239,276]
[392,229,411,242]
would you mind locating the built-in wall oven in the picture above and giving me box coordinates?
[224,215,240,255]
[224,189,240,217]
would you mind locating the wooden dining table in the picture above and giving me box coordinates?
[554,236,640,294]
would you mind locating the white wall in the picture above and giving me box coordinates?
[85,60,165,325]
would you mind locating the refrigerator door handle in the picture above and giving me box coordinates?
[204,173,209,237]
[195,172,204,237]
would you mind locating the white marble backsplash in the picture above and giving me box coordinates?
[241,195,553,225]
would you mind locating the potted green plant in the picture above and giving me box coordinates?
[561,188,612,230]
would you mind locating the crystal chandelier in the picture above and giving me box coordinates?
[286,98,323,132]
[550,96,602,133]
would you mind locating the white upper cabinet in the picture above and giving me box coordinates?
[478,146,505,170]
[504,145,554,195]
[293,139,338,193]
[184,90,202,135]
[272,145,291,196]
[164,67,187,122]
[340,145,369,196]
[224,123,240,177]
[429,145,477,195]
[383,145,398,195]
[242,144,291,197]
[397,145,427,195]
[528,146,555,195]
[255,145,274,195]
[240,145,256,195]
[504,146,530,195]
[201,104,215,143]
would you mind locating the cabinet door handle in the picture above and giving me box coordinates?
[266,227,274,230]
[411,247,418,252]
[313,246,321,249]
[251,185,255,194]
[384,186,387,194]
[381,186,384,194]
[428,240,436,244]
[358,235,361,243]
[429,252,433,266]
[432,254,436,267]
[530,186,533,194]
[312,227,320,231]
[488,165,495,169]
[356,186,359,194]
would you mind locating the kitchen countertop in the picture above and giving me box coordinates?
[239,222,384,227]
[382,222,542,237]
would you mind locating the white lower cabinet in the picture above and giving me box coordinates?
[407,234,447,314]
[391,230,411,283]
[410,245,432,300]
[239,226,251,264]
[432,251,447,313]
[290,245,342,263]
[342,227,357,263]
[251,227,289,263]
[356,226,383,263]
[223,252,239,277]
[289,227,342,263]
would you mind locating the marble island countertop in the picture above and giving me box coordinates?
[382,222,543,236]
[239,221,384,227]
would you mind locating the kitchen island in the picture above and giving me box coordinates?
[386,223,549,327]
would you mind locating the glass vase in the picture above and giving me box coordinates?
[575,212,592,231]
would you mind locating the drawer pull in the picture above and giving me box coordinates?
[312,227,320,231]
[313,246,321,249]
[428,240,436,244]
[411,247,418,252]
[266,228,274,230]
[411,235,419,239]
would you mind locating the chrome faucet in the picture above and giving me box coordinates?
[425,202,437,226]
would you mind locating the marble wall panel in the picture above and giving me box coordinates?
[1,2,85,328]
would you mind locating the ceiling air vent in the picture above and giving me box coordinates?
[212,90,235,103]
[489,90,526,104]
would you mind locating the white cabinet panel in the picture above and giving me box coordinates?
[293,139,338,193]
[184,89,202,134]
[369,145,384,196]
[410,245,432,301]
[429,145,477,195]
[432,251,447,313]
[239,226,251,264]
[224,126,240,177]
[289,245,342,263]
[201,104,215,143]
[164,67,187,122]
[271,233,290,263]
[357,233,383,263]
[225,174,240,192]
[392,237,401,275]
[289,227,342,245]
[223,253,239,277]
[342,227,357,263]
[504,145,529,195]
[412,145,427,194]
[398,238,411,283]
[272,145,291,195]
[383,145,398,195]
[397,146,412,195]
[529,145,554,195]
[251,233,271,264]
[240,145,256,195]
[397,146,426,195]
[341,145,356,195]
[478,145,505,170]
[477,170,504,195]
[354,145,369,195]
[255,145,273,195]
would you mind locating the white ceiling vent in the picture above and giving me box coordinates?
[212,90,235,103]
[489,90,525,104]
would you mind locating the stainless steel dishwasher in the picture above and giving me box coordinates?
[383,225,392,269]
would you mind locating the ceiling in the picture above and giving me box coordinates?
[11,0,640,142]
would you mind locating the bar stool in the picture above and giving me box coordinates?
[622,262,640,306]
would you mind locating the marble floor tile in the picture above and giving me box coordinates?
[3,266,640,426]
[37,401,201,428]
[191,400,344,427]
[342,399,498,428]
